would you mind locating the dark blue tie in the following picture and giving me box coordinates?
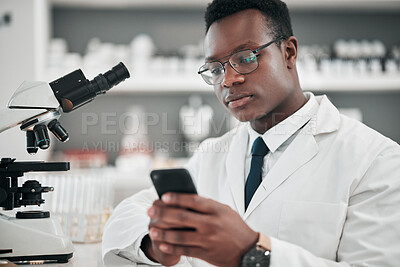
[245,137,269,210]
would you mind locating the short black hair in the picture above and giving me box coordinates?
[205,0,293,43]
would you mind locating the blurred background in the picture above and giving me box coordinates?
[1,0,400,244]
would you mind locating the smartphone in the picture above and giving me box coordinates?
[150,168,197,199]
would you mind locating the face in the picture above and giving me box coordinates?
[204,9,300,129]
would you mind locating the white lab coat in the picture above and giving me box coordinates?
[102,95,400,267]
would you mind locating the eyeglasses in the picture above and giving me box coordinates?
[198,36,286,85]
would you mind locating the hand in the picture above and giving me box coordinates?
[147,193,260,267]
[141,199,183,266]
[140,231,181,266]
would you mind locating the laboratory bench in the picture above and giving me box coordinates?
[0,243,102,267]
[16,243,104,267]
[56,243,102,267]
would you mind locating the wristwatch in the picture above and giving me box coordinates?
[241,233,271,267]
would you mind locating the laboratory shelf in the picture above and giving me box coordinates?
[299,75,400,92]
[110,74,213,94]
[51,0,209,9]
[51,0,400,11]
[44,67,400,94]
[285,0,400,11]
[109,74,400,94]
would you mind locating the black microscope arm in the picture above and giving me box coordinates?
[0,158,69,210]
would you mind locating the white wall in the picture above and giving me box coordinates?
[0,0,50,160]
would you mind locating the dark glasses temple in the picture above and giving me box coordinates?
[198,69,207,74]
[254,36,287,53]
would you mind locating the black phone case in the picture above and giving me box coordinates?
[150,168,197,198]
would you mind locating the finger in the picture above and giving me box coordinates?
[158,243,205,259]
[162,193,220,214]
[150,240,181,266]
[149,227,205,247]
[149,219,185,230]
[147,200,169,219]
[148,205,206,229]
[150,199,168,209]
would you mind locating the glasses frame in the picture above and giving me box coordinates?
[198,36,287,85]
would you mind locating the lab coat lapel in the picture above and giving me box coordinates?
[243,126,318,219]
[225,125,248,216]
[243,94,341,219]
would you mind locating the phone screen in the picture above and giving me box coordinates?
[150,168,197,198]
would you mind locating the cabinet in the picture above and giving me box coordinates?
[51,0,400,11]
[0,0,52,161]
[48,0,400,160]
[48,0,400,93]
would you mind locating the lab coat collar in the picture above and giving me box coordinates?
[312,94,340,135]
[225,93,341,218]
[247,92,319,154]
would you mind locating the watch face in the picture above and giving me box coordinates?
[241,245,270,267]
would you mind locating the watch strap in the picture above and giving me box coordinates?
[241,233,271,267]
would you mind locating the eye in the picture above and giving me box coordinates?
[210,66,223,75]
[239,54,257,64]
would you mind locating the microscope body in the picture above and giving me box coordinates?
[0,63,130,263]
[0,158,74,263]
[0,211,74,263]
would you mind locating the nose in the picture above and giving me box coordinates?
[221,63,245,88]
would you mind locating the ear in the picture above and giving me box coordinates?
[283,36,298,69]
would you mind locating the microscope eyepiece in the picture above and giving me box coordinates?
[103,62,130,88]
[49,62,130,112]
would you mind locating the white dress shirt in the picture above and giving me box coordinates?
[245,92,318,182]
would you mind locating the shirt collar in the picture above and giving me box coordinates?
[247,92,318,154]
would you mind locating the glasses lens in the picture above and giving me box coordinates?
[199,62,225,85]
[230,50,258,74]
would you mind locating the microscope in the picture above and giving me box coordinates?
[0,62,130,263]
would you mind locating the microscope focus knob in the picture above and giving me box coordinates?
[20,180,47,206]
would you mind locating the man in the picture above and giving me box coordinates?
[103,0,400,266]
